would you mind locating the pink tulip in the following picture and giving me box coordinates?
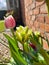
[4,15,16,29]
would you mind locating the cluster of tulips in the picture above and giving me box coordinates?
[0,15,48,65]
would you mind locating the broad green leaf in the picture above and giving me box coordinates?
[3,33,19,53]
[10,46,21,65]
[4,33,28,65]
[8,40,19,65]
[11,48,28,65]
[39,48,49,65]
[9,42,25,65]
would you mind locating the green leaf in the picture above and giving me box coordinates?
[39,48,49,65]
[3,33,28,65]
[30,33,41,49]
[23,42,29,53]
[3,33,19,53]
[11,48,28,65]
[8,41,20,65]
[38,53,46,64]
[39,37,43,47]
[9,42,26,65]
[10,46,21,65]
[33,61,46,65]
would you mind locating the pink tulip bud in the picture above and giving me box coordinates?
[4,15,16,29]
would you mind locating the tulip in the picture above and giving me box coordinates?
[29,43,37,51]
[4,15,17,46]
[4,15,16,29]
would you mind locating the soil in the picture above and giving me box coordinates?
[0,30,11,63]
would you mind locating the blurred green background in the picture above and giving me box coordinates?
[0,20,6,32]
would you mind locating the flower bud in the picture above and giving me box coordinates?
[29,43,37,51]
[4,15,16,29]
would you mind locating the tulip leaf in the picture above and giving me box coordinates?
[3,33,19,53]
[3,33,28,65]
[23,42,29,53]
[9,41,27,65]
[10,46,23,65]
[11,48,27,65]
[39,48,49,65]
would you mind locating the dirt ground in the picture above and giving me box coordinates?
[0,30,11,63]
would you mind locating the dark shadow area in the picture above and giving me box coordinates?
[13,0,25,30]
[20,0,26,26]
[0,10,7,20]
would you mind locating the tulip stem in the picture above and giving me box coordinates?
[11,29,18,45]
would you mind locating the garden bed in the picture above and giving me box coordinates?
[0,30,11,63]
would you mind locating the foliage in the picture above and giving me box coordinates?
[3,26,49,65]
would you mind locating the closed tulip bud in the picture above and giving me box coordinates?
[4,15,16,29]
[29,43,37,51]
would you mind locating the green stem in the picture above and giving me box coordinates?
[11,29,18,46]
